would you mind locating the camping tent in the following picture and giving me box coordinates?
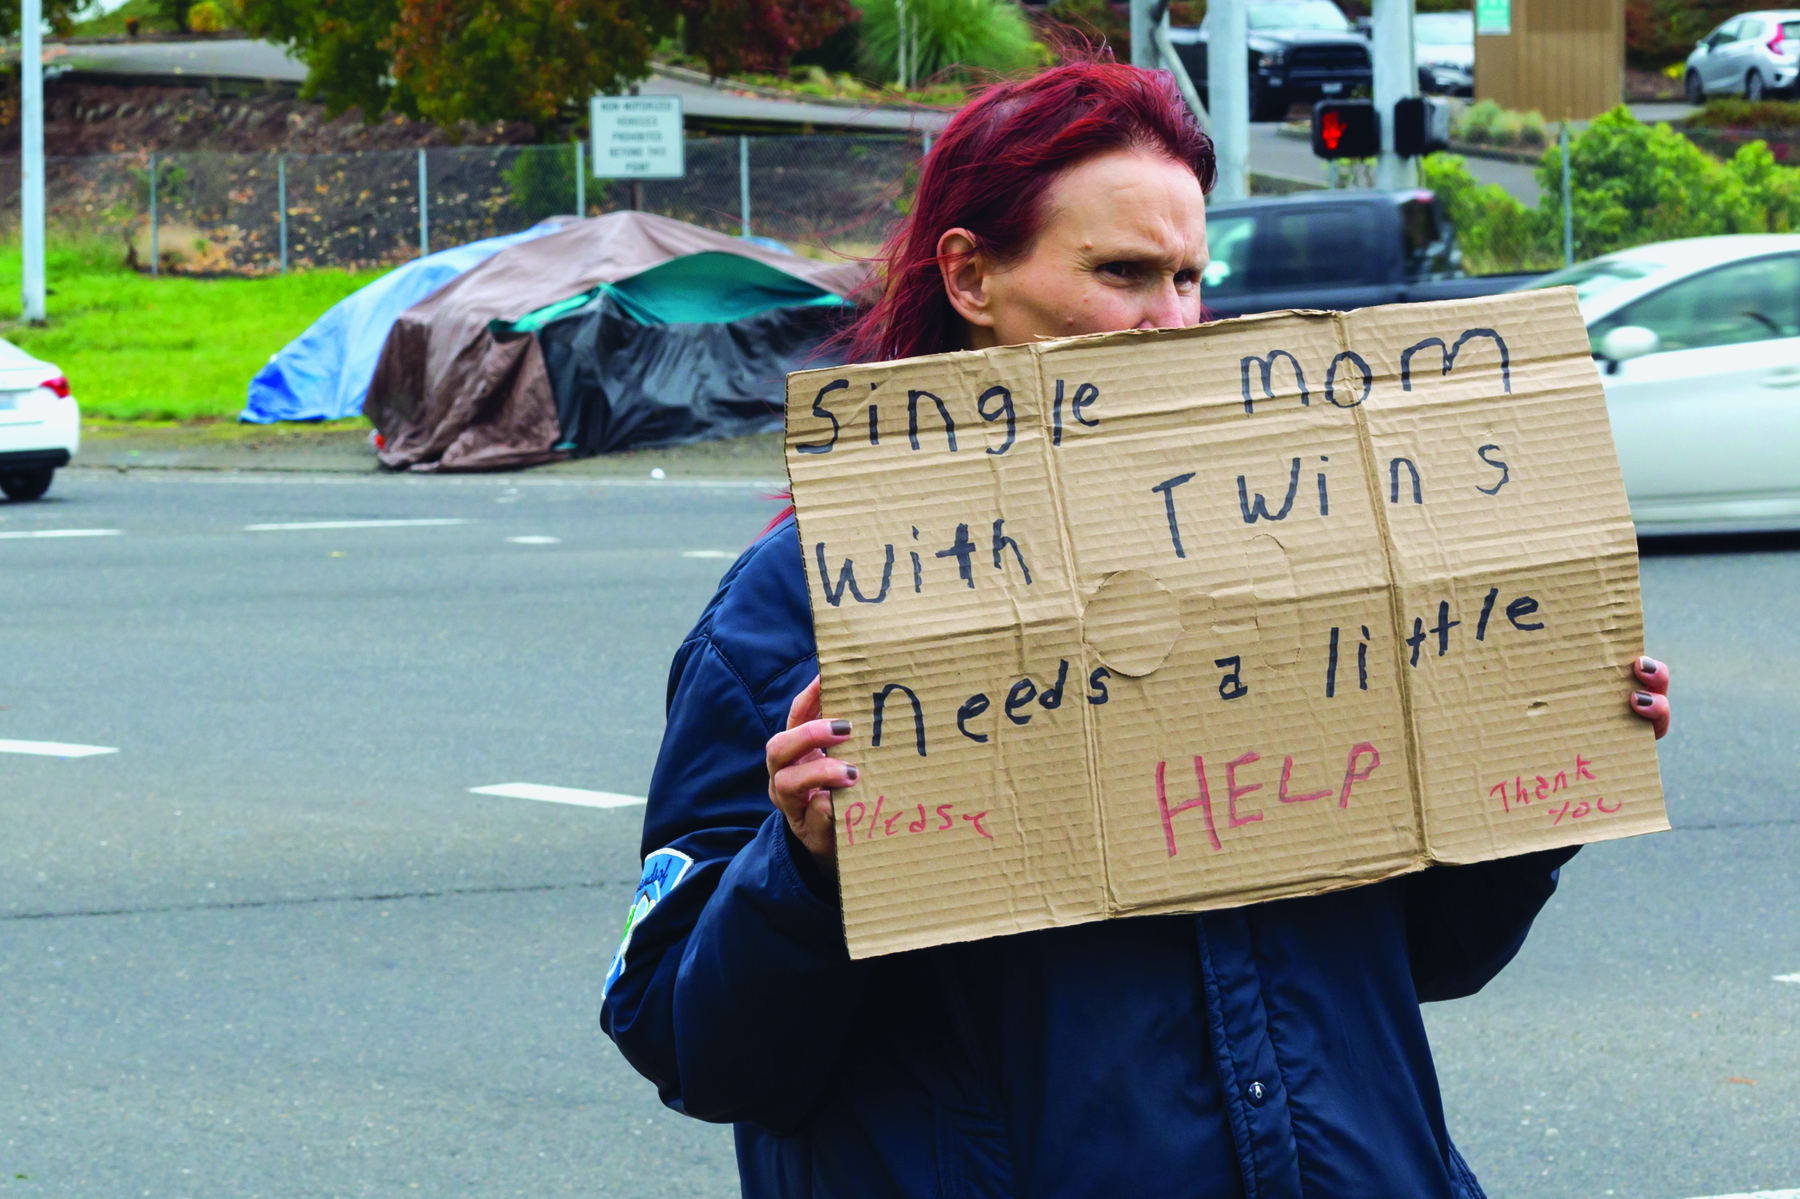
[240,219,568,424]
[364,212,869,472]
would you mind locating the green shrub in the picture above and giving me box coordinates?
[1420,155,1559,274]
[859,0,1048,84]
[501,146,609,221]
[1452,99,1548,150]
[186,0,225,31]
[1424,107,1800,273]
[1685,98,1800,129]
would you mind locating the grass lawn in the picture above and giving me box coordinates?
[0,240,390,421]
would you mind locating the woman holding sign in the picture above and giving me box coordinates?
[602,59,1672,1199]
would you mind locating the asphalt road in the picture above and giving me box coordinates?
[2,471,1795,1199]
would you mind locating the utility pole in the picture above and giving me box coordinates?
[1206,0,1248,200]
[21,0,46,322]
[1130,0,1151,67]
[1371,0,1418,191]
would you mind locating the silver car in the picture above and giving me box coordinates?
[1684,10,1800,102]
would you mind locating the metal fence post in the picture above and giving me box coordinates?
[575,140,585,217]
[739,136,751,237]
[149,151,159,277]
[1561,123,1574,267]
[922,131,932,157]
[418,148,429,257]
[277,154,288,273]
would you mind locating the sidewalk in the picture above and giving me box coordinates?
[70,421,787,480]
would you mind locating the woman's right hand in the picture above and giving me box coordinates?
[766,675,858,878]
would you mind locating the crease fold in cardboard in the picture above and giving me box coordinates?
[785,289,1667,960]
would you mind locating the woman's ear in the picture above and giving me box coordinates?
[938,229,997,331]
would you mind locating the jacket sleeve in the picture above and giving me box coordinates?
[1404,845,1580,1002]
[600,627,874,1133]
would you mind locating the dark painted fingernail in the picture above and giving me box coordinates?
[1640,657,1662,674]
[1634,692,1654,708]
[830,719,852,736]
[845,765,859,781]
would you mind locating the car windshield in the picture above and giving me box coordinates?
[1246,1,1350,31]
[1414,13,1472,45]
[1524,258,1665,303]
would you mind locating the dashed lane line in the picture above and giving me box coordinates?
[0,740,119,758]
[1775,973,1800,984]
[1685,1190,1800,1198]
[243,518,471,531]
[0,528,122,540]
[470,783,646,809]
[681,549,734,559]
[507,536,561,545]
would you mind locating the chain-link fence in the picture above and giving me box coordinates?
[0,134,926,274]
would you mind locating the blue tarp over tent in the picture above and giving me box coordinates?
[239,220,567,424]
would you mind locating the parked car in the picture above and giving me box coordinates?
[1200,189,1543,320]
[1684,10,1800,101]
[0,339,78,502]
[1521,235,1800,534]
[1415,10,1473,96]
[1169,0,1372,123]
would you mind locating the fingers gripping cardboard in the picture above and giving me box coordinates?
[785,290,1667,960]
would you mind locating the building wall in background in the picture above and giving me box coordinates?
[1475,0,1625,120]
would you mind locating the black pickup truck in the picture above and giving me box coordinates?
[1168,0,1372,122]
[1200,190,1543,319]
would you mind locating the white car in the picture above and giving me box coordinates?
[1415,11,1473,96]
[0,338,78,502]
[1684,10,1800,101]
[1522,235,1800,535]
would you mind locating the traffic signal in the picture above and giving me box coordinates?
[1311,101,1380,159]
[1394,96,1451,158]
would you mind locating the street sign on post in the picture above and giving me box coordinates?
[1311,100,1381,158]
[1475,0,1511,35]
[589,95,685,180]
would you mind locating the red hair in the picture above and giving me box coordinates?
[847,58,1217,364]
[763,59,1214,538]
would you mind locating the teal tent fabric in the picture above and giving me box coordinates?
[494,251,849,336]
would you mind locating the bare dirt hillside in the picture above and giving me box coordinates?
[0,78,535,156]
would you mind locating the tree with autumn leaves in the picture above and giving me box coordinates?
[240,0,851,133]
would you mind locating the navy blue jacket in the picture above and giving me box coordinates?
[602,515,1575,1199]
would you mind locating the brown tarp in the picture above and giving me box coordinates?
[364,211,869,472]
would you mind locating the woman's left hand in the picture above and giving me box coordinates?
[1628,656,1671,739]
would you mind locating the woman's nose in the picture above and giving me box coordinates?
[1138,283,1190,331]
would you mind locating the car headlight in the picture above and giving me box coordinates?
[1260,49,1286,68]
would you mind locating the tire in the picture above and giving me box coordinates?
[0,467,53,501]
[1685,70,1705,105]
[1748,69,1766,101]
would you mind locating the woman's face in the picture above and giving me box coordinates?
[939,146,1209,350]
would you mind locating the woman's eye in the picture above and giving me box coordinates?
[1098,261,1139,281]
[1175,269,1200,288]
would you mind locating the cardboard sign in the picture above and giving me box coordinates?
[785,289,1667,960]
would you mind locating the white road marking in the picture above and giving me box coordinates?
[243,518,470,531]
[1775,973,1800,984]
[681,550,734,559]
[1684,1190,1800,1199]
[469,783,646,809]
[0,528,122,540]
[507,535,561,545]
[0,739,119,758]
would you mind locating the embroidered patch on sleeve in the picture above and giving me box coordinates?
[601,847,695,1003]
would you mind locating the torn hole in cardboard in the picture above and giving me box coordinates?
[1083,570,1183,677]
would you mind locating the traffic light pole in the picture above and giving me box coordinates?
[1370,0,1418,191]
[21,0,46,322]
[1205,0,1248,201]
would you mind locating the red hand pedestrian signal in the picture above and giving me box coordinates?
[1321,111,1345,152]
[1310,101,1379,159]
